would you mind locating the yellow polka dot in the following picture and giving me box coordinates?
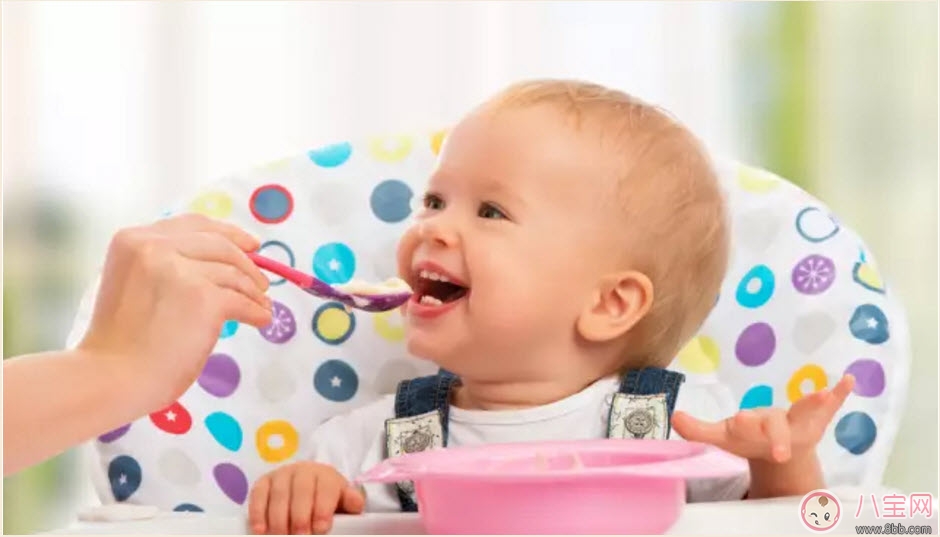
[854,261,885,293]
[787,364,828,403]
[256,157,292,173]
[677,335,720,374]
[188,191,233,219]
[317,307,352,341]
[373,309,405,342]
[369,135,413,163]
[256,420,299,463]
[737,165,782,193]
[430,130,448,156]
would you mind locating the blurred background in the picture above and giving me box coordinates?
[2,1,937,533]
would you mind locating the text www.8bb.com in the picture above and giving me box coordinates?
[855,523,934,534]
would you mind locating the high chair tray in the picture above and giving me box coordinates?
[44,487,938,535]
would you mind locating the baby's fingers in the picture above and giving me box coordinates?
[341,485,366,514]
[826,375,855,413]
[289,470,317,534]
[312,477,344,534]
[266,469,293,535]
[671,411,731,449]
[248,476,271,534]
[761,411,791,463]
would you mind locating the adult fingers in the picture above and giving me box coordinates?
[175,231,268,292]
[218,288,273,329]
[154,213,260,252]
[201,261,271,310]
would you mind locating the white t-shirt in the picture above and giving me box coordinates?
[308,376,750,512]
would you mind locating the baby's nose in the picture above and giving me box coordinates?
[418,217,459,247]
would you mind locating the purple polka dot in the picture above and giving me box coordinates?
[845,359,886,397]
[259,301,296,344]
[792,254,836,295]
[198,354,241,398]
[735,322,776,366]
[98,424,131,443]
[213,463,248,505]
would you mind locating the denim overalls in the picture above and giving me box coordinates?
[383,368,685,512]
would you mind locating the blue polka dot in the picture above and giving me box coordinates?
[108,455,142,501]
[849,304,890,344]
[739,385,773,410]
[735,265,775,309]
[308,142,352,168]
[314,360,359,402]
[204,411,243,452]
[835,411,877,454]
[370,180,414,223]
[795,207,840,243]
[250,185,293,224]
[219,320,239,339]
[258,240,295,286]
[173,503,204,513]
[313,242,356,284]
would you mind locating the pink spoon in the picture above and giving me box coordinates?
[247,252,411,312]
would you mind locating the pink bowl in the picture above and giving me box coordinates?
[357,439,746,534]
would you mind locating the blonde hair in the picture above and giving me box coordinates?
[485,79,730,367]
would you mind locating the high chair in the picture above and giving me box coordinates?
[66,131,910,515]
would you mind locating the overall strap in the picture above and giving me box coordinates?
[386,370,458,512]
[608,367,685,440]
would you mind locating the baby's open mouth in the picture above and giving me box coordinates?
[413,269,469,306]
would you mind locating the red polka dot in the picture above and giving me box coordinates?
[150,401,193,435]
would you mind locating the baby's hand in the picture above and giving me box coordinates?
[671,375,855,463]
[248,461,365,535]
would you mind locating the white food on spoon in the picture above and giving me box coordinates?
[334,277,412,296]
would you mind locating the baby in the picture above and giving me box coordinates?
[247,80,854,534]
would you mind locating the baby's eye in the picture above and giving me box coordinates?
[423,193,445,211]
[824,513,830,521]
[478,202,507,220]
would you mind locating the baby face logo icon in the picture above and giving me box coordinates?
[800,489,842,532]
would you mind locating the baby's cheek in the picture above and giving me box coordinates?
[395,228,419,276]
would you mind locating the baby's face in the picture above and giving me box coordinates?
[397,106,620,378]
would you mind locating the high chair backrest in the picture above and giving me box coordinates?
[66,131,909,513]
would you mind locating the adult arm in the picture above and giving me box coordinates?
[3,214,272,475]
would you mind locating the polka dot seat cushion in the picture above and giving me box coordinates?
[65,132,909,512]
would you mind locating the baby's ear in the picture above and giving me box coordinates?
[576,271,653,343]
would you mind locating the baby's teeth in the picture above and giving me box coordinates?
[419,270,430,279]
[439,275,449,283]
[429,273,440,281]
[419,295,443,306]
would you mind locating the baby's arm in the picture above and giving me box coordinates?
[674,375,854,499]
[747,451,823,499]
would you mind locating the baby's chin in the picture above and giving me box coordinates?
[404,335,466,371]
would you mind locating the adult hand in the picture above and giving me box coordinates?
[3,214,274,476]
[76,214,273,412]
